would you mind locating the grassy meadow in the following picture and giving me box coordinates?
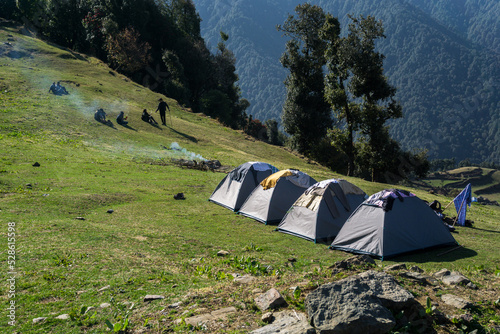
[1,22,499,333]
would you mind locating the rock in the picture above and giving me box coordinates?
[233,274,256,285]
[358,270,415,309]
[384,263,407,271]
[181,307,237,327]
[107,209,114,213]
[305,276,396,334]
[168,302,182,308]
[217,250,230,256]
[100,303,111,308]
[410,265,424,273]
[98,285,110,292]
[33,317,47,324]
[261,312,274,323]
[399,271,433,285]
[250,310,314,334]
[32,162,40,167]
[329,254,376,274]
[433,269,451,279]
[173,193,185,200]
[466,282,478,289]
[254,288,287,311]
[144,295,165,302]
[56,314,70,320]
[441,294,472,309]
[440,271,471,286]
[75,217,85,220]
[306,272,404,334]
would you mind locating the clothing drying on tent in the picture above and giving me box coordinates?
[238,169,317,225]
[277,179,366,243]
[208,162,278,212]
[330,189,457,259]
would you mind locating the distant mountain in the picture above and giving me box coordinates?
[192,0,500,164]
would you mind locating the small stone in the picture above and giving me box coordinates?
[433,269,450,279]
[56,314,70,320]
[75,217,85,220]
[466,282,478,289]
[217,250,230,256]
[33,317,47,324]
[254,288,287,311]
[100,303,111,308]
[384,263,407,271]
[144,295,165,302]
[441,294,472,309]
[98,285,110,292]
[233,275,256,284]
[32,162,40,167]
[261,312,274,323]
[168,301,182,308]
[410,265,424,273]
[107,209,114,213]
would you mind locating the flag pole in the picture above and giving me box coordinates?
[443,200,454,212]
[452,197,466,227]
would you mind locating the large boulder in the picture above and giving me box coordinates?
[306,274,396,334]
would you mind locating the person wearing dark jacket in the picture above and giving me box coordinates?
[141,109,158,124]
[155,98,170,125]
[116,111,128,125]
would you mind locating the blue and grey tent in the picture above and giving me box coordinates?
[276,179,366,243]
[238,169,317,225]
[209,162,278,212]
[330,189,457,259]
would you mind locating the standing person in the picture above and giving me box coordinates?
[155,98,170,126]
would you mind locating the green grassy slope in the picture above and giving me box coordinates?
[1,23,499,333]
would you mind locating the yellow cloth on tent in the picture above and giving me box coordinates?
[294,192,323,211]
[260,170,294,190]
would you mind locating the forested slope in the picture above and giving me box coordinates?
[192,0,500,164]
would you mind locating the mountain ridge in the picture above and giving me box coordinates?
[192,0,500,164]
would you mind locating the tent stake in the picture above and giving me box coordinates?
[437,245,463,257]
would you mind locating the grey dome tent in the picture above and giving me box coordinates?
[238,169,317,225]
[277,179,366,243]
[330,189,457,259]
[209,162,278,212]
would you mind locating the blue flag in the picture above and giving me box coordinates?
[453,183,472,226]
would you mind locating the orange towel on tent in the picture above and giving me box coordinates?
[260,170,294,190]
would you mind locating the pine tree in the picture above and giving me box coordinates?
[278,4,336,156]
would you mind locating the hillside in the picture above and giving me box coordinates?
[192,0,500,164]
[1,22,499,334]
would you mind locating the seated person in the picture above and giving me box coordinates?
[94,108,107,123]
[141,109,158,124]
[56,81,69,95]
[49,82,57,94]
[116,111,128,125]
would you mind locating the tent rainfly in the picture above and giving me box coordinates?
[330,189,457,259]
[277,179,366,243]
[208,162,278,212]
[238,169,317,225]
